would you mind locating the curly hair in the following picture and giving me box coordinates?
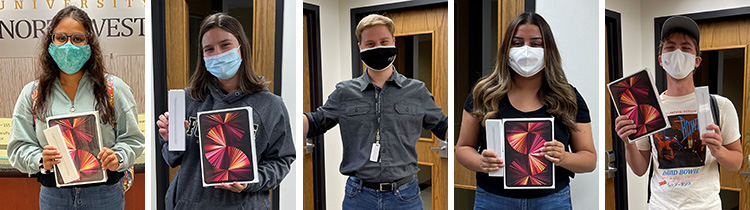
[35,6,116,126]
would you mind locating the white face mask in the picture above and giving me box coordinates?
[661,49,696,80]
[508,45,545,77]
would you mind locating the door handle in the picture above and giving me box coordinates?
[740,155,750,182]
[430,140,448,158]
[304,138,315,154]
[606,150,617,179]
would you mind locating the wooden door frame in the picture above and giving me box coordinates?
[605,9,628,210]
[303,3,326,210]
[152,0,285,209]
[653,6,750,92]
[452,0,535,192]
[152,1,169,210]
[349,0,447,78]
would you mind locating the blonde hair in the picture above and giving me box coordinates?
[355,14,395,42]
[471,12,579,131]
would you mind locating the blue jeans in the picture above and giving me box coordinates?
[473,186,572,210]
[342,176,424,210]
[39,182,125,210]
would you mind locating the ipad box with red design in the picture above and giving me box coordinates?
[607,68,670,142]
[197,107,259,187]
[502,118,555,189]
[46,111,108,187]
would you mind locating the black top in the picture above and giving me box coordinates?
[304,69,448,182]
[463,87,590,198]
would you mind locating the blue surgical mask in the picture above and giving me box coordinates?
[48,42,91,75]
[204,47,242,80]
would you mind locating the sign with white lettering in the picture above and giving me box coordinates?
[0,0,145,57]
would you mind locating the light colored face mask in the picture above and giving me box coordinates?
[660,49,696,80]
[204,46,242,80]
[508,45,545,77]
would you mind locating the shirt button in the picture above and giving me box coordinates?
[235,92,240,96]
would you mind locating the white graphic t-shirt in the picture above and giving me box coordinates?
[636,92,741,210]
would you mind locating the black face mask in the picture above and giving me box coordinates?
[359,46,397,71]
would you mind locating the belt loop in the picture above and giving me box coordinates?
[356,177,362,192]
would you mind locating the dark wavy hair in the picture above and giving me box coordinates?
[35,6,115,126]
[471,12,578,131]
[187,13,267,101]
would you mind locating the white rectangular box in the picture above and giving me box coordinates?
[43,125,80,184]
[695,86,715,139]
[168,89,186,151]
[484,119,504,177]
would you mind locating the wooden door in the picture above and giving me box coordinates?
[696,19,750,210]
[302,13,314,210]
[454,0,524,193]
[604,32,615,210]
[252,0,277,92]
[378,6,448,210]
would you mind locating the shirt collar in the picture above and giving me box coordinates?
[356,67,405,91]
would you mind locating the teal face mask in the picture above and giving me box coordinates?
[48,42,91,75]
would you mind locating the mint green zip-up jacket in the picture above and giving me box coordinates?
[8,71,145,176]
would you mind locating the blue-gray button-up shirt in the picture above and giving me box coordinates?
[304,69,448,182]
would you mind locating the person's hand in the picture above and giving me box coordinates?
[157,112,189,142]
[615,115,636,143]
[542,140,567,165]
[215,182,248,193]
[42,145,62,170]
[702,124,723,153]
[479,150,504,173]
[98,147,120,171]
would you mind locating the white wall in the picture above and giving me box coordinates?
[279,0,297,210]
[605,0,749,209]
[536,0,600,209]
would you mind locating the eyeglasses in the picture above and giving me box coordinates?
[51,32,88,46]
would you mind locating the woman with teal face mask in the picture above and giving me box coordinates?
[7,6,145,210]
[155,13,295,210]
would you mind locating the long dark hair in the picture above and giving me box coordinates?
[35,6,115,126]
[187,13,267,101]
[471,12,578,130]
